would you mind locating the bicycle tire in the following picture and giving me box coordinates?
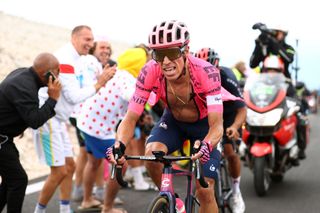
[147,196,170,213]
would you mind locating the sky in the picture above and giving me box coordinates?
[1,0,319,90]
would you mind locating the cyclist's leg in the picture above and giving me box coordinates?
[223,136,245,212]
[186,116,220,213]
[223,136,241,190]
[145,110,185,188]
[196,148,221,213]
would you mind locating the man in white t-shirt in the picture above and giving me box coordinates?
[33,25,116,213]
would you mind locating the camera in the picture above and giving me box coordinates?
[252,22,276,36]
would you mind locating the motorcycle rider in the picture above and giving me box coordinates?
[195,48,246,213]
[250,23,295,80]
[262,56,308,160]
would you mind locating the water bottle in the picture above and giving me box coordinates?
[175,198,186,213]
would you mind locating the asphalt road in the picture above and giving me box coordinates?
[19,113,320,213]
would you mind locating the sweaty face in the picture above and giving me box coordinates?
[160,53,185,81]
[94,41,111,66]
[72,28,94,55]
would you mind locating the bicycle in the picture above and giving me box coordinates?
[215,151,233,213]
[111,150,208,213]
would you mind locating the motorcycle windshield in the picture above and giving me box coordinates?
[244,73,288,108]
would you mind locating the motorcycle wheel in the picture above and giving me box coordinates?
[254,157,271,196]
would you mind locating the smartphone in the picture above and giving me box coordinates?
[44,71,56,82]
[107,59,117,67]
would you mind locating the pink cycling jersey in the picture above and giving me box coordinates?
[128,55,233,119]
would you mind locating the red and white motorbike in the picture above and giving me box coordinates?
[240,73,306,196]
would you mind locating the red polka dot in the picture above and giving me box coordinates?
[113,82,116,86]
[108,90,112,93]
[96,130,100,134]
[98,92,101,96]
[108,128,111,131]
[100,123,104,127]
[100,104,104,108]
[89,107,92,110]
[103,116,107,120]
[86,114,89,118]
[94,99,97,103]
[104,97,108,101]
[112,102,115,106]
[92,118,96,122]
[82,122,85,125]
[116,113,119,117]
[107,109,111,113]
[120,105,123,109]
[111,121,115,124]
[80,104,83,107]
[96,111,100,115]
[115,95,119,99]
[89,126,92,130]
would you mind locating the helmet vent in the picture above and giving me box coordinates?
[152,35,156,44]
[167,33,172,42]
[159,30,164,44]
[176,29,181,40]
[160,22,166,27]
[168,23,173,30]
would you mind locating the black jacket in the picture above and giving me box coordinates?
[0,67,56,137]
[250,34,295,79]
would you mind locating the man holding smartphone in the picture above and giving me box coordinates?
[0,53,61,213]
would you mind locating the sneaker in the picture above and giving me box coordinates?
[133,181,156,191]
[231,193,245,213]
[175,198,186,213]
[114,196,124,205]
[72,186,83,202]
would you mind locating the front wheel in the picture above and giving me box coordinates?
[253,157,271,196]
[147,196,170,213]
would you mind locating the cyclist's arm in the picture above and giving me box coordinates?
[230,106,246,130]
[116,110,141,145]
[205,111,223,148]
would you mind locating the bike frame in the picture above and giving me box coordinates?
[159,160,197,213]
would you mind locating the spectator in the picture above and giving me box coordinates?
[0,53,61,213]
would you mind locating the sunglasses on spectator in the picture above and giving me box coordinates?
[152,46,186,62]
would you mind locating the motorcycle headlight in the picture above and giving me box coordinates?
[247,108,283,126]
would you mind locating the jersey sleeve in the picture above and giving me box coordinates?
[128,64,154,115]
[204,66,223,113]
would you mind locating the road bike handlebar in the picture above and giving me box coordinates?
[111,151,208,188]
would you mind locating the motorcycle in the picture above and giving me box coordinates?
[240,73,306,196]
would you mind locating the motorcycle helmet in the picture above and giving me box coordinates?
[262,55,285,73]
[148,20,190,49]
[194,48,220,66]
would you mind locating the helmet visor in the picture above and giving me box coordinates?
[152,46,185,62]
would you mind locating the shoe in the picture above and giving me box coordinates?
[114,196,124,205]
[298,149,306,159]
[72,186,83,202]
[93,187,104,202]
[133,181,156,191]
[231,192,245,213]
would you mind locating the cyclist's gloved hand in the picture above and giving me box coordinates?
[106,140,126,164]
[192,140,213,164]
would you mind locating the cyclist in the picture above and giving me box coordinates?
[107,20,225,213]
[195,48,246,213]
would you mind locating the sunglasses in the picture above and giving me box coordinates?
[152,46,186,62]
